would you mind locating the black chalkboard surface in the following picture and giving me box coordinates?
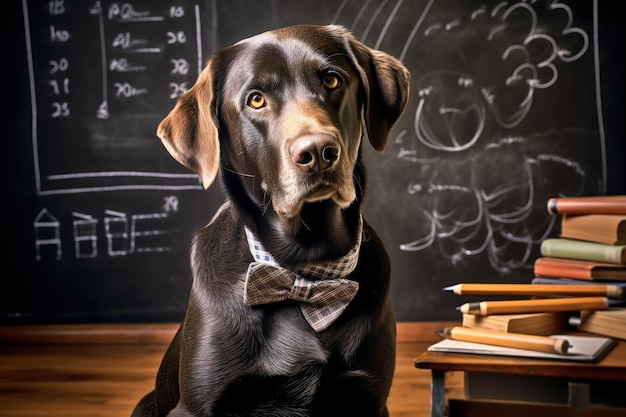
[4,0,625,323]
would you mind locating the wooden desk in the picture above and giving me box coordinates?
[415,339,626,417]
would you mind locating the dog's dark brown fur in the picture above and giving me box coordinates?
[132,24,410,417]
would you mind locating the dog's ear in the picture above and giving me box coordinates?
[157,59,220,189]
[345,32,410,153]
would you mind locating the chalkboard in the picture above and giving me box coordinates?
[4,0,625,324]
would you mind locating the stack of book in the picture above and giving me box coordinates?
[430,196,626,361]
[533,195,626,340]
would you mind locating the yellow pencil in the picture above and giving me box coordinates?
[444,283,623,299]
[436,326,570,354]
[458,296,609,315]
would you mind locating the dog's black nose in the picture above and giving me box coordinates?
[290,136,340,174]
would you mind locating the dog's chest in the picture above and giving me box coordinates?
[251,307,329,375]
[194,212,331,364]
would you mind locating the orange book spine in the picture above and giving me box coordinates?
[533,257,594,280]
[533,257,626,281]
[547,196,626,215]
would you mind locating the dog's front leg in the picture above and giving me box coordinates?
[165,301,245,417]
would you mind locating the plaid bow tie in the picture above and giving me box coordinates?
[244,263,359,332]
[244,218,362,332]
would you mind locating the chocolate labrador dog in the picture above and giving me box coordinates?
[132,24,409,417]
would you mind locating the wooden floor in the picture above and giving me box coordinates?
[0,340,464,417]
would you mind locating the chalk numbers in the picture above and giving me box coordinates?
[167,7,190,99]
[43,2,194,118]
[47,1,71,117]
[104,3,192,103]
[169,6,184,18]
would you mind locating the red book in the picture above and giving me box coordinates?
[547,195,626,215]
[534,257,626,281]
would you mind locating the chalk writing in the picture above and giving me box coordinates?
[34,209,62,261]
[73,212,99,258]
[34,202,179,261]
[333,0,605,275]
[22,0,205,195]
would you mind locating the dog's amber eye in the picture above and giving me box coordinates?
[247,93,266,109]
[323,74,341,91]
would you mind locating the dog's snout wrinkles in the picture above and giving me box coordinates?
[290,135,340,174]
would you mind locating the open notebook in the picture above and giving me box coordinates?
[428,334,617,362]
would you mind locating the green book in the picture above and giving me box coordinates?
[540,238,626,265]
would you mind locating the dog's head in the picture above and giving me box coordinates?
[158,25,409,262]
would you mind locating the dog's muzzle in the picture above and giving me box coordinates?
[290,134,341,175]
